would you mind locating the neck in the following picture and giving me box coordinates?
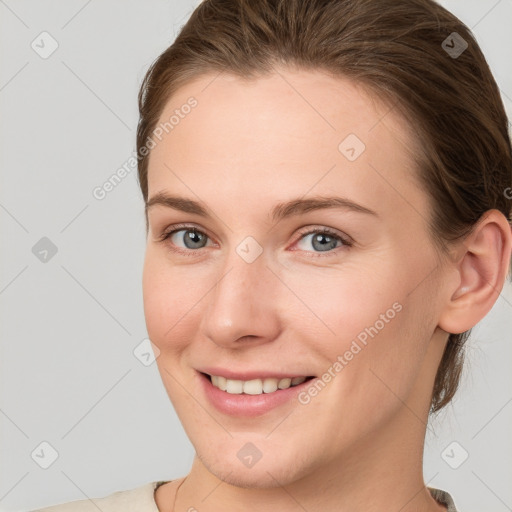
[173,406,445,512]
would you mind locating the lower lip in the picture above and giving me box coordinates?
[197,371,315,417]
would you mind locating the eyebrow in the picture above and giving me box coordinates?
[145,192,379,222]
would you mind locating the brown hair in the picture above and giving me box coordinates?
[136,0,512,413]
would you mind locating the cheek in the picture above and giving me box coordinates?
[289,262,433,405]
[142,251,198,352]
[281,262,399,349]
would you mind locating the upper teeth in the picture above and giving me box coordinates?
[210,375,307,395]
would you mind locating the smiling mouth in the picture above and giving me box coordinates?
[201,372,316,395]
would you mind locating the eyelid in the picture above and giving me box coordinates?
[292,225,353,246]
[287,225,353,257]
[156,223,216,258]
[157,223,353,256]
[157,222,213,242]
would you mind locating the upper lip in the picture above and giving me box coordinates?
[197,367,314,381]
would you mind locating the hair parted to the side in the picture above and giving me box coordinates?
[136,0,512,414]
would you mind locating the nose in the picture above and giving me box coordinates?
[199,247,282,348]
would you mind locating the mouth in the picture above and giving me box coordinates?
[195,366,318,417]
[200,372,316,396]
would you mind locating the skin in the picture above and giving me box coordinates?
[143,68,512,512]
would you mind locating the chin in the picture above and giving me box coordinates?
[193,434,318,489]
[216,469,283,489]
[204,458,304,489]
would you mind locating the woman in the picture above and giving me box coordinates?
[35,0,512,510]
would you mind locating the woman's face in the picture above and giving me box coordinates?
[143,68,451,487]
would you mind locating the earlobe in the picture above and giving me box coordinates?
[438,210,512,335]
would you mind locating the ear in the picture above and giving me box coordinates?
[438,209,512,335]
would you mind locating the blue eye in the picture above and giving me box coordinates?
[297,231,342,252]
[294,228,351,254]
[159,225,352,257]
[167,228,210,250]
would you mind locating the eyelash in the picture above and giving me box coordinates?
[157,223,353,258]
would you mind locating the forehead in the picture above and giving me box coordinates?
[146,68,427,222]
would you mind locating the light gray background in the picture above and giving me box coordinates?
[1,1,511,511]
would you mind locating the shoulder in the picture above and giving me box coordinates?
[428,486,459,512]
[30,481,168,512]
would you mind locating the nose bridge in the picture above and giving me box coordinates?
[200,241,280,346]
